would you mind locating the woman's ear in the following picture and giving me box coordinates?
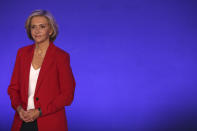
[49,25,53,35]
[49,29,53,36]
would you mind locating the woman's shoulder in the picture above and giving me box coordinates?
[54,45,71,64]
[54,45,70,58]
[16,44,34,56]
[17,44,34,53]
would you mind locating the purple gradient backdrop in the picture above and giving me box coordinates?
[0,0,197,131]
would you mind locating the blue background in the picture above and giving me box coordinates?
[0,0,197,131]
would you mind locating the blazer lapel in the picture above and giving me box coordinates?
[34,42,56,95]
[24,44,35,106]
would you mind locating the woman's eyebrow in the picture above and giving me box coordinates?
[31,23,48,26]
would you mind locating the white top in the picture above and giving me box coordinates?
[27,64,40,110]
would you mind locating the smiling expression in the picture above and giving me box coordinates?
[30,16,52,44]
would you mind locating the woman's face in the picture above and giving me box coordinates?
[30,16,52,44]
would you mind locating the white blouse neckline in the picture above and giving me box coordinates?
[31,64,41,71]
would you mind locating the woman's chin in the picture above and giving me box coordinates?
[34,39,45,44]
[33,37,49,44]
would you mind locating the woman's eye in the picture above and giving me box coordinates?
[40,25,46,28]
[31,26,35,29]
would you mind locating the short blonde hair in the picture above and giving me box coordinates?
[25,10,58,42]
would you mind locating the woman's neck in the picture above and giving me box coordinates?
[35,40,50,51]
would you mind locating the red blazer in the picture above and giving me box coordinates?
[8,42,75,131]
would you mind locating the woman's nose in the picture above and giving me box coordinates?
[35,27,41,33]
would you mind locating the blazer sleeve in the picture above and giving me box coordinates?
[41,52,76,116]
[7,49,22,110]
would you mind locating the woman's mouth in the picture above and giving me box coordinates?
[35,35,41,38]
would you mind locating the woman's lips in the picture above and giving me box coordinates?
[35,35,41,38]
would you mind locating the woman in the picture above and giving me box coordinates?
[7,10,75,131]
